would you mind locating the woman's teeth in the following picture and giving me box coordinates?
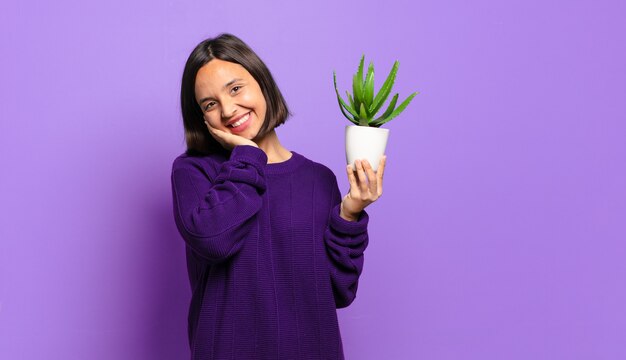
[230,113,250,128]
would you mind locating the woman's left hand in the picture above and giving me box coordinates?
[340,156,386,221]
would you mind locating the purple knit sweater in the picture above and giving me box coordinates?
[171,145,369,360]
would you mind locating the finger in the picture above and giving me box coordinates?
[355,160,369,193]
[377,155,386,196]
[362,159,377,195]
[206,122,223,135]
[346,164,360,196]
[207,123,224,138]
[205,122,229,148]
[205,121,216,134]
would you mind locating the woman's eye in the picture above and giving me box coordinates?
[231,86,241,94]
[204,102,215,111]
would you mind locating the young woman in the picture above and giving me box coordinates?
[171,33,386,360]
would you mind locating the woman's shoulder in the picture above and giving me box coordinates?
[294,151,338,183]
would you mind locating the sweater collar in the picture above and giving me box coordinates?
[264,151,305,174]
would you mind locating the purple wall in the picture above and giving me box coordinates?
[2,0,625,358]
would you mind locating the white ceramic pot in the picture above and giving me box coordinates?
[345,125,389,172]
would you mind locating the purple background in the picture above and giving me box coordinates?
[1,0,625,358]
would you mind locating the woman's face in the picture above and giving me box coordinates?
[194,59,267,140]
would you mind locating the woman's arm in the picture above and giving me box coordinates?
[324,157,385,308]
[171,145,267,264]
[324,175,370,308]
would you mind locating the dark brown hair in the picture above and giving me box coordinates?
[180,33,291,155]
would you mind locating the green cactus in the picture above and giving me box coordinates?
[333,54,418,127]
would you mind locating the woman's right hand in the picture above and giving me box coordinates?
[205,121,259,150]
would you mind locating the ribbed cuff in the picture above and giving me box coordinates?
[329,204,369,235]
[211,145,268,192]
[230,145,267,166]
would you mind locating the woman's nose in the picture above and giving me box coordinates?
[221,101,237,120]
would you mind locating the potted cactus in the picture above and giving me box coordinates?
[333,54,418,171]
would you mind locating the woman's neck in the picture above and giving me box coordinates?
[253,130,292,164]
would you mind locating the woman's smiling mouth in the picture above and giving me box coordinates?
[229,112,250,128]
[227,112,252,134]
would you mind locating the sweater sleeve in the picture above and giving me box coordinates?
[171,145,267,264]
[324,174,370,308]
